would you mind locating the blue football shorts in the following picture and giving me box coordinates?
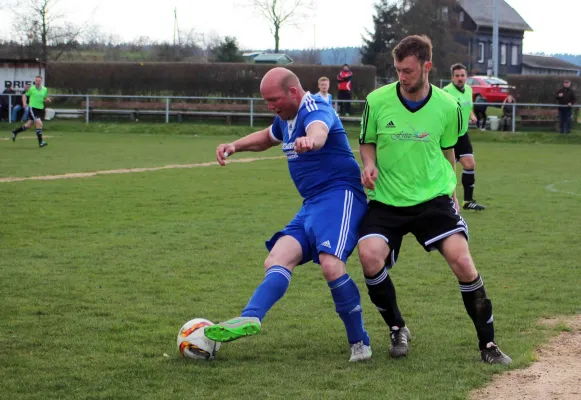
[266,187,367,265]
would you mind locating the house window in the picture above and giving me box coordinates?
[478,42,484,63]
[501,44,507,65]
[459,11,465,22]
[440,6,449,21]
[511,45,519,65]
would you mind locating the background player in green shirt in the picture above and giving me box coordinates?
[443,64,486,211]
[357,35,511,365]
[12,75,50,147]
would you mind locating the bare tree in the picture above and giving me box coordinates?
[199,31,222,62]
[329,47,349,65]
[251,0,313,53]
[292,48,321,64]
[12,0,93,61]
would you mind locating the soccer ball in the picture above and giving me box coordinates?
[177,318,221,360]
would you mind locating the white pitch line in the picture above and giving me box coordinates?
[0,155,286,183]
[0,136,54,141]
[545,180,581,197]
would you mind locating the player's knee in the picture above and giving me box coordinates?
[450,253,478,281]
[319,253,346,282]
[461,157,475,170]
[263,255,295,272]
[358,242,387,276]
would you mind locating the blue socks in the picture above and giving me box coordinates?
[241,266,292,320]
[240,267,369,347]
[328,274,370,346]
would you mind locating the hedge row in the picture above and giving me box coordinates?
[47,62,377,99]
[505,75,580,104]
[45,61,579,105]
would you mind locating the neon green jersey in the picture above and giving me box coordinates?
[360,82,462,207]
[442,83,472,136]
[26,85,48,109]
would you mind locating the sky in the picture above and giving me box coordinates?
[0,0,578,55]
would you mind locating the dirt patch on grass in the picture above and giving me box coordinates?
[470,315,581,400]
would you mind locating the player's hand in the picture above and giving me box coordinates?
[45,98,51,104]
[216,143,235,166]
[361,165,378,190]
[294,137,315,153]
[470,116,477,124]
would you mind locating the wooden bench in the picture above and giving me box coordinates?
[516,108,559,128]
[53,100,364,124]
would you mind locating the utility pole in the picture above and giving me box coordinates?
[173,8,180,47]
[173,7,180,60]
[492,0,499,76]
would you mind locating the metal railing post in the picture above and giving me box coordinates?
[85,95,90,124]
[8,95,12,123]
[512,103,516,132]
[165,97,170,123]
[250,98,254,128]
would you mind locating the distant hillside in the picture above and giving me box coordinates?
[318,47,362,65]
[537,53,581,67]
[248,47,362,65]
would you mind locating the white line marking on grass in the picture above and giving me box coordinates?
[545,180,581,197]
[0,136,54,141]
[0,156,286,183]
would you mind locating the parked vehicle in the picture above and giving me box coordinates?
[467,76,514,104]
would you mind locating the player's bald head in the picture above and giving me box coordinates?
[261,67,302,93]
[260,67,305,120]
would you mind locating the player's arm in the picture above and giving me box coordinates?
[442,148,456,171]
[294,121,329,153]
[470,110,477,123]
[442,147,458,207]
[216,127,279,166]
[359,100,379,190]
[295,107,335,153]
[360,144,378,190]
[22,93,27,105]
[441,104,462,209]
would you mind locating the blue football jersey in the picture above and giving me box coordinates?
[314,92,333,106]
[270,92,363,200]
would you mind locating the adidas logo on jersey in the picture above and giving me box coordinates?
[321,240,332,248]
[386,121,396,128]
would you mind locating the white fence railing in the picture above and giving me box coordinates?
[1,94,578,133]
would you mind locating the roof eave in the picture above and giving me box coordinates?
[522,64,580,71]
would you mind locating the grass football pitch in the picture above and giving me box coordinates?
[1,122,580,400]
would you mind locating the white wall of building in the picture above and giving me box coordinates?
[1,62,46,90]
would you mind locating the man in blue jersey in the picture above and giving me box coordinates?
[206,67,372,362]
[315,76,333,106]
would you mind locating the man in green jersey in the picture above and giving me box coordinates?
[12,75,50,147]
[357,35,511,365]
[443,64,485,211]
